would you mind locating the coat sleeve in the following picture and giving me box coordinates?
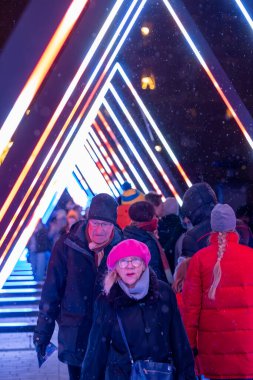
[181,232,198,258]
[33,237,67,345]
[182,254,202,349]
[168,289,195,380]
[81,295,113,380]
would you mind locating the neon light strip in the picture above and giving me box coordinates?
[103,99,163,195]
[84,142,119,197]
[116,63,192,188]
[163,0,253,150]
[0,0,124,224]
[0,0,148,278]
[74,148,114,195]
[1,66,119,266]
[0,0,89,157]
[86,134,121,195]
[87,134,114,176]
[98,111,149,193]
[235,0,253,30]
[66,173,88,209]
[90,125,125,184]
[109,84,183,205]
[92,120,134,185]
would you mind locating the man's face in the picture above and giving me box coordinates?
[88,219,114,244]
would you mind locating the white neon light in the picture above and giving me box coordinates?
[0,0,90,158]
[67,173,88,208]
[116,63,192,188]
[75,148,113,195]
[87,135,113,175]
[103,99,161,194]
[89,128,125,184]
[83,141,119,197]
[98,111,149,192]
[109,84,183,205]
[72,168,90,191]
[86,134,120,196]
[235,0,253,30]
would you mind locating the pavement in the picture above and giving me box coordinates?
[0,328,69,380]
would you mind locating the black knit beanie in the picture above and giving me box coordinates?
[88,193,118,225]
[129,201,155,222]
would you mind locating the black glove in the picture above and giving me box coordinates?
[33,331,50,357]
[35,343,47,357]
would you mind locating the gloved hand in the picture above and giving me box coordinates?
[33,331,50,357]
[35,342,47,357]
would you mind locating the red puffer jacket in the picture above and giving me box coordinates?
[182,232,253,379]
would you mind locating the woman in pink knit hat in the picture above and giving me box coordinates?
[81,239,195,380]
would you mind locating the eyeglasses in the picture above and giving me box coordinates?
[118,258,143,269]
[89,220,113,229]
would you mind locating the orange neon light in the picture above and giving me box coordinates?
[0,1,88,224]
[0,0,89,159]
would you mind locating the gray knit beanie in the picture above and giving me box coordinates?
[211,203,236,232]
[88,193,118,225]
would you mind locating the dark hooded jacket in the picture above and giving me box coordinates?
[181,183,251,257]
[81,270,195,380]
[123,225,167,282]
[33,220,123,366]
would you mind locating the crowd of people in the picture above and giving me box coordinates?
[27,203,85,281]
[32,182,253,380]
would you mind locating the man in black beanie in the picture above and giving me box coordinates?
[33,193,122,380]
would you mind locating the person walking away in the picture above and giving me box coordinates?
[27,219,50,281]
[81,239,195,380]
[124,201,172,282]
[145,193,186,273]
[182,204,253,379]
[173,182,251,293]
[117,181,145,229]
[33,193,123,380]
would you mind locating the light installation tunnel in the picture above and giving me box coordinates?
[0,0,252,288]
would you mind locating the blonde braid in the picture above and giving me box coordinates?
[208,232,227,300]
[103,270,119,295]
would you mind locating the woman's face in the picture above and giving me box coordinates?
[116,256,145,288]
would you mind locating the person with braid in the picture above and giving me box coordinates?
[182,203,253,380]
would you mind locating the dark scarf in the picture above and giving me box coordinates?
[131,217,158,232]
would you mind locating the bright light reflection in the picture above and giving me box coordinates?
[235,0,253,30]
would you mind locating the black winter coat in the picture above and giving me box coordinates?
[34,221,123,366]
[181,183,251,257]
[123,225,167,282]
[81,271,195,380]
[158,214,185,273]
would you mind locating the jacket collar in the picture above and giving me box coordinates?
[64,220,123,256]
[210,231,239,245]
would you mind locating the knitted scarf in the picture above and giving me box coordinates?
[118,267,150,300]
[85,227,114,267]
